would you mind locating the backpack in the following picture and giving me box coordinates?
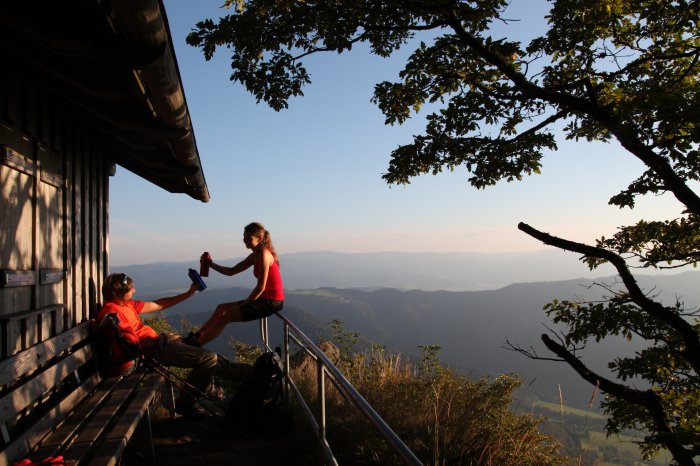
[224,349,287,433]
[93,313,141,376]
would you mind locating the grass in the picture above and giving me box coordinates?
[533,400,606,419]
[580,431,673,466]
[532,400,673,466]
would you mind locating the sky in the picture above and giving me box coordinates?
[109,0,688,267]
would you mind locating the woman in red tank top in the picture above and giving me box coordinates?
[183,222,284,347]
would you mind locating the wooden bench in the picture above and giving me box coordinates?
[0,320,165,466]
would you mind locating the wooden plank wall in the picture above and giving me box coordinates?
[0,50,110,360]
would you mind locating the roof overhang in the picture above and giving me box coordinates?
[0,0,210,202]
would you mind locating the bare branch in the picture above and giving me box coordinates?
[501,339,565,362]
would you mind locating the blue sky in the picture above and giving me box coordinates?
[109,1,686,266]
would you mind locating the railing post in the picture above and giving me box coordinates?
[259,316,269,350]
[283,320,290,406]
[317,358,326,447]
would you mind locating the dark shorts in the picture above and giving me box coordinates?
[240,299,284,322]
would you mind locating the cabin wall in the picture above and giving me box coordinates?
[0,51,111,359]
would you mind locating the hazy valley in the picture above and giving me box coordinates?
[117,249,635,292]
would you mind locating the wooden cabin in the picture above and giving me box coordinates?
[0,0,209,359]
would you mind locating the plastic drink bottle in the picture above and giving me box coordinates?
[200,252,211,277]
[188,268,207,291]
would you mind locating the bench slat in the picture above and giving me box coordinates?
[60,372,147,463]
[29,375,123,461]
[1,321,165,466]
[0,345,93,424]
[87,372,164,466]
[0,322,91,386]
[0,371,101,466]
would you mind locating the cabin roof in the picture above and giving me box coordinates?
[0,0,210,202]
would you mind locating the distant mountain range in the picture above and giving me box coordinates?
[125,252,699,409]
[118,249,646,292]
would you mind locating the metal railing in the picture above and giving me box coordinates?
[259,314,423,466]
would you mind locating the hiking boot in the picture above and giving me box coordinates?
[175,403,206,421]
[181,331,201,347]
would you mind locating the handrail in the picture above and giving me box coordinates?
[260,314,423,466]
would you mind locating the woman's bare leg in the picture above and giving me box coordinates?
[197,301,243,346]
[197,304,227,337]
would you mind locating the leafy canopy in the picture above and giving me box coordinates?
[187,1,700,464]
[188,0,699,200]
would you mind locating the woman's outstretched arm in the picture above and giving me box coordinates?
[210,253,254,276]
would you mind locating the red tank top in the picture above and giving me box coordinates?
[254,254,284,301]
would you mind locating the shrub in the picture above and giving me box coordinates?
[290,339,566,465]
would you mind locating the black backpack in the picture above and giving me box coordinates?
[224,349,287,433]
[92,313,142,376]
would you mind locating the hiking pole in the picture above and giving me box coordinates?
[141,358,223,417]
[138,352,227,415]
[144,362,224,417]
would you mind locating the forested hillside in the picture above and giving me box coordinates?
[139,270,699,408]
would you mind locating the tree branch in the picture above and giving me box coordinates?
[518,222,700,376]
[540,334,658,408]
[541,333,697,465]
[511,110,568,143]
[443,9,700,215]
[502,339,565,362]
[609,46,700,79]
[292,34,368,60]
[363,21,447,33]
